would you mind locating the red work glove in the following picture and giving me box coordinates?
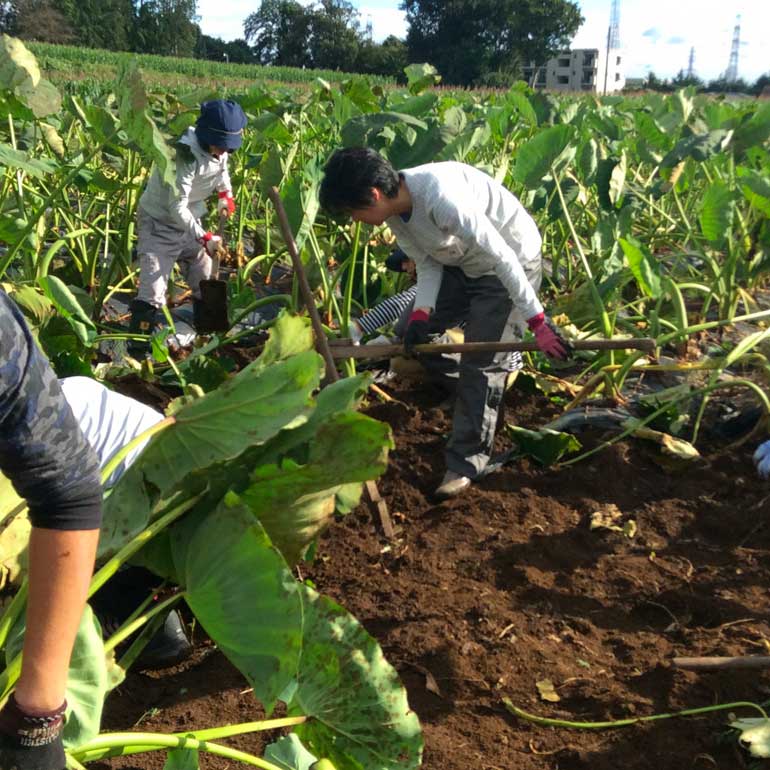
[403,309,431,355]
[217,191,236,217]
[527,313,572,360]
[200,231,223,257]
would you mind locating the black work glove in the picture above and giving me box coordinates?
[403,310,431,355]
[0,695,67,770]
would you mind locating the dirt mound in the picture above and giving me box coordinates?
[100,382,770,770]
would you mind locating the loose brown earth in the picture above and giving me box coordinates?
[100,379,770,770]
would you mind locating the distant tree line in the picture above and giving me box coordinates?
[2,0,763,92]
[643,70,770,97]
[0,0,584,84]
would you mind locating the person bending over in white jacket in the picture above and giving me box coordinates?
[129,99,247,348]
[320,149,571,500]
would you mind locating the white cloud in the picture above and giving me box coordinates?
[196,0,251,41]
[573,0,769,81]
[357,6,408,42]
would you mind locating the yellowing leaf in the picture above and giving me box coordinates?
[589,503,623,532]
[536,679,561,703]
[730,718,770,758]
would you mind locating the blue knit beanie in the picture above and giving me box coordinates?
[195,100,247,151]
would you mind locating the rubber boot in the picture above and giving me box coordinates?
[91,566,193,670]
[128,299,160,356]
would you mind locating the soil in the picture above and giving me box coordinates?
[97,379,770,770]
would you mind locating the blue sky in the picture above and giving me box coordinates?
[197,0,769,81]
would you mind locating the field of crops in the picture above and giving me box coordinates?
[1,34,770,770]
[29,41,395,92]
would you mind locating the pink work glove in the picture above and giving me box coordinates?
[218,191,236,217]
[527,313,572,360]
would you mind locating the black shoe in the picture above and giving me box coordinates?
[136,609,193,670]
[92,567,192,670]
[128,299,160,355]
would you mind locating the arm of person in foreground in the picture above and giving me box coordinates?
[0,292,102,769]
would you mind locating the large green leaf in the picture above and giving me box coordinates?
[341,112,428,149]
[0,34,61,117]
[99,349,322,557]
[138,372,372,582]
[507,88,538,128]
[183,497,303,712]
[505,425,582,466]
[660,129,732,168]
[241,412,391,565]
[0,143,57,177]
[116,62,176,191]
[512,125,574,189]
[435,122,491,163]
[281,160,322,253]
[290,587,423,770]
[576,137,598,185]
[732,102,770,158]
[619,237,662,299]
[737,168,770,217]
[404,63,440,94]
[264,735,318,770]
[698,181,734,244]
[38,275,96,345]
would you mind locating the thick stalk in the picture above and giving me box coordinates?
[551,169,613,340]
[505,698,767,729]
[0,134,117,278]
[69,734,286,770]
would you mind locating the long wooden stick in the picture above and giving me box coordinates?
[267,187,338,381]
[672,656,770,671]
[268,187,395,540]
[328,337,657,359]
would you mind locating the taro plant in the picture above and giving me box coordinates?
[0,313,423,770]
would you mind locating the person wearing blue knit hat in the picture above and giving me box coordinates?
[128,99,247,347]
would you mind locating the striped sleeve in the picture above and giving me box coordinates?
[357,287,417,336]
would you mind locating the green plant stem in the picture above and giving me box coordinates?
[0,133,117,278]
[99,416,175,484]
[0,491,205,702]
[560,377,770,466]
[69,733,287,769]
[229,294,292,328]
[504,698,768,729]
[0,581,28,651]
[72,716,308,760]
[103,592,182,654]
[87,490,206,599]
[551,169,613,340]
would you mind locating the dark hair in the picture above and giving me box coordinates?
[319,147,400,215]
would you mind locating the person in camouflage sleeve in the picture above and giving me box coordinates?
[0,290,102,770]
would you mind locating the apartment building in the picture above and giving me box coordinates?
[523,48,626,94]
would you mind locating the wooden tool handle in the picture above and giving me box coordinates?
[267,187,339,383]
[328,337,657,359]
[672,656,770,671]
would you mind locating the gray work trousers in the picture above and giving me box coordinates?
[135,209,212,308]
[418,264,542,479]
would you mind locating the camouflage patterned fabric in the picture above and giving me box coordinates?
[0,291,102,530]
